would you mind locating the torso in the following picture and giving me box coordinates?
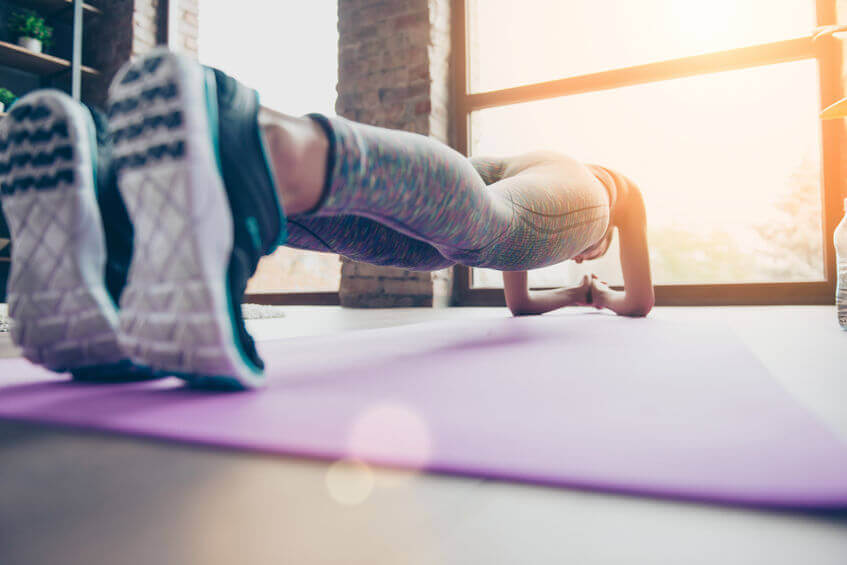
[500,151,620,248]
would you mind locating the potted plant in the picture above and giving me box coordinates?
[9,9,53,54]
[0,88,14,113]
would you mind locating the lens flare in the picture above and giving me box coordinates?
[325,458,375,506]
[347,402,433,470]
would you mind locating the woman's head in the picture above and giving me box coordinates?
[573,228,614,264]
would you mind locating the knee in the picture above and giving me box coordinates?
[261,123,300,187]
[261,117,329,214]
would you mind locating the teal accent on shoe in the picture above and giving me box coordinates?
[162,369,254,392]
[253,91,288,250]
[83,107,99,192]
[246,216,262,253]
[204,69,224,175]
[203,67,263,381]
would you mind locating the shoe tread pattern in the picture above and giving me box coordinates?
[109,51,254,385]
[0,91,124,372]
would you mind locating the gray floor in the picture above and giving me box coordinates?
[1,306,846,565]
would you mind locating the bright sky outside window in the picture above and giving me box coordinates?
[468,0,816,92]
[467,2,825,289]
[198,0,338,116]
[471,60,823,287]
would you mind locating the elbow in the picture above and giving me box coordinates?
[508,304,530,317]
[505,290,532,316]
[628,305,652,317]
[628,294,655,317]
[507,299,537,317]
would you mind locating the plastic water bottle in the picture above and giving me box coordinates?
[836,198,847,329]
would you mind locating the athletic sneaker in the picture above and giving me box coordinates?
[107,49,287,389]
[0,90,153,379]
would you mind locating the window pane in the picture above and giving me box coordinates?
[198,0,338,116]
[470,60,824,288]
[247,248,340,293]
[199,0,341,294]
[468,0,816,92]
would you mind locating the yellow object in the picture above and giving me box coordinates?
[820,96,847,120]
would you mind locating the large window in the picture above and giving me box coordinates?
[198,0,340,302]
[454,0,844,305]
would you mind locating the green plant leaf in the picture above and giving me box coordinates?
[9,8,54,49]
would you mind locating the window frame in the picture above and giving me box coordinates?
[244,291,340,306]
[450,0,844,306]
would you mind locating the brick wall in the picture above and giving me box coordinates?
[336,0,453,307]
[131,0,160,57]
[83,0,199,107]
[170,0,199,55]
[82,0,134,106]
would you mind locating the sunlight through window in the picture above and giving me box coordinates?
[198,0,340,293]
[471,61,824,287]
[468,0,816,92]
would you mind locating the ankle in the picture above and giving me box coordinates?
[260,116,328,215]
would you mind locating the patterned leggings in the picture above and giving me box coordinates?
[284,114,611,272]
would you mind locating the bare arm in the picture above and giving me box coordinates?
[503,270,592,316]
[591,189,654,317]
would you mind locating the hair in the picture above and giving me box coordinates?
[582,226,614,260]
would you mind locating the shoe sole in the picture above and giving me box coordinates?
[0,90,128,375]
[108,49,265,389]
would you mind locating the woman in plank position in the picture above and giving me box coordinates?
[0,49,653,389]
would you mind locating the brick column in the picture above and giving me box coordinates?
[83,0,199,107]
[166,0,199,55]
[336,0,453,308]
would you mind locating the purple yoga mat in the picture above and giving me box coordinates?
[1,314,846,509]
